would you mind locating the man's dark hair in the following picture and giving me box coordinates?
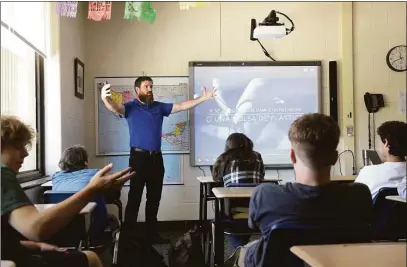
[377,121,407,158]
[289,113,340,168]
[134,76,153,89]
[58,145,88,171]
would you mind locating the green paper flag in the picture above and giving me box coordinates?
[124,1,156,24]
[124,2,141,21]
[140,2,156,24]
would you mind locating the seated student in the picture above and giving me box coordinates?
[212,133,265,249]
[234,113,373,267]
[1,115,134,267]
[212,133,265,186]
[52,145,109,234]
[53,145,99,191]
[398,177,406,200]
[355,121,407,200]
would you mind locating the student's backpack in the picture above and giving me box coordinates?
[168,226,206,267]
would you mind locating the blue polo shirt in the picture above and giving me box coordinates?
[124,99,173,151]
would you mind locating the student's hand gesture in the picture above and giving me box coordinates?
[101,82,112,100]
[202,87,217,100]
[88,163,135,191]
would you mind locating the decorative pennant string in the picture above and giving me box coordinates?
[124,2,141,21]
[124,2,156,24]
[88,1,112,21]
[179,2,207,10]
[139,2,156,24]
[56,2,78,18]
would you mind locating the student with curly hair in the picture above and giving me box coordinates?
[355,121,407,199]
[1,115,135,267]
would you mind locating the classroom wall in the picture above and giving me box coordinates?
[44,3,87,174]
[38,1,405,221]
[83,2,343,221]
[353,2,407,168]
[60,5,87,151]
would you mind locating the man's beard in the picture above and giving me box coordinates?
[139,92,154,104]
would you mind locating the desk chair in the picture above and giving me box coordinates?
[373,187,407,241]
[260,222,372,267]
[207,183,259,265]
[42,191,87,250]
[103,189,123,224]
[43,191,121,264]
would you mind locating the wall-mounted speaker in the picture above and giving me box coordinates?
[329,61,338,123]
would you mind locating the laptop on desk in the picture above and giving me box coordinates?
[362,150,382,166]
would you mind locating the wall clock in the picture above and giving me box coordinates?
[386,45,406,72]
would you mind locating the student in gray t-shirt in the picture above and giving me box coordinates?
[233,113,373,267]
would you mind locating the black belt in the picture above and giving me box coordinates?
[131,147,161,155]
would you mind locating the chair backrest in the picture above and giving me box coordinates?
[42,191,86,247]
[258,222,372,267]
[373,187,406,240]
[43,190,76,203]
[43,190,109,236]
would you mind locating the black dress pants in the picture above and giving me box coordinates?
[123,149,165,236]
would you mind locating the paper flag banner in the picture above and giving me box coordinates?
[88,1,112,21]
[124,2,142,21]
[179,2,207,10]
[56,2,78,18]
[124,2,156,24]
[195,2,207,7]
[139,2,156,24]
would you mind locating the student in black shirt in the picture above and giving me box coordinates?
[234,113,373,267]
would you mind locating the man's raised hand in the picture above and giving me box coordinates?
[101,82,112,100]
[202,87,218,100]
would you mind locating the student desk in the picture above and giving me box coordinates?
[211,187,257,266]
[197,176,281,224]
[1,261,16,267]
[41,181,125,223]
[330,175,356,183]
[35,203,97,249]
[386,195,407,203]
[290,242,406,267]
[41,180,130,188]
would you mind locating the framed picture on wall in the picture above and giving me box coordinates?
[74,58,85,99]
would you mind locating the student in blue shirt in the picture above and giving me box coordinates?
[101,76,217,243]
[52,145,109,234]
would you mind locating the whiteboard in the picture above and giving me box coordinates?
[94,76,190,156]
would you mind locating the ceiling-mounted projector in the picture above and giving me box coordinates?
[250,10,295,40]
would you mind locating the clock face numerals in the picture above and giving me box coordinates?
[387,45,407,72]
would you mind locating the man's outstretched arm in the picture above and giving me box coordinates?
[171,87,217,114]
[101,83,125,116]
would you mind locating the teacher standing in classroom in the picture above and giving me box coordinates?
[101,76,216,243]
